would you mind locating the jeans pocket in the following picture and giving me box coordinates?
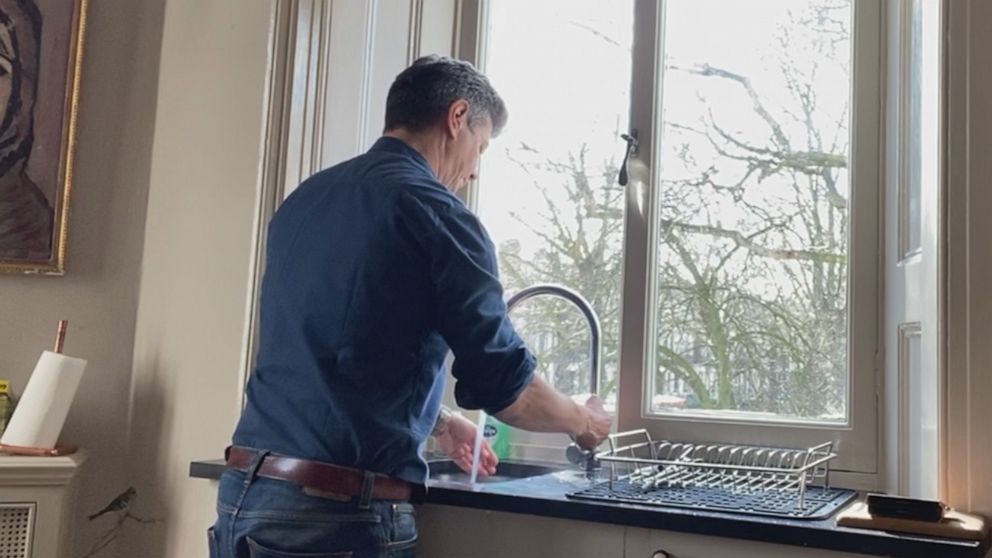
[384,503,417,553]
[207,527,219,558]
[246,537,353,558]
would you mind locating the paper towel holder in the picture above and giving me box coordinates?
[0,320,83,457]
[0,442,79,456]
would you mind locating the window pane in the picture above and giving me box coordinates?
[651,0,852,422]
[477,0,634,405]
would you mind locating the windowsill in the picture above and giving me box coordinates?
[189,458,988,558]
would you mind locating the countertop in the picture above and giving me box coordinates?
[189,458,989,558]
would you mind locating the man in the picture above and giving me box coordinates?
[211,55,611,558]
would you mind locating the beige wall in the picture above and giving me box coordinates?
[118,1,274,557]
[1,0,272,556]
[945,0,992,514]
[0,0,165,555]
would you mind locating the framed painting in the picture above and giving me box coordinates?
[0,0,87,274]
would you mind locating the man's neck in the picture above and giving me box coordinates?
[383,129,445,180]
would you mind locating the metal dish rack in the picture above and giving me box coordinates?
[567,430,856,519]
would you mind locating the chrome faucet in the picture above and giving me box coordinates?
[506,283,604,473]
[505,283,602,395]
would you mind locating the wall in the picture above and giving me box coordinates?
[0,0,165,555]
[945,0,992,514]
[117,1,274,557]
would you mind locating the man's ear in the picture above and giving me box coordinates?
[446,99,471,138]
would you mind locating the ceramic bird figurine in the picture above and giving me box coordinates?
[88,487,136,521]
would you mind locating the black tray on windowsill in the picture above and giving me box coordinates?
[568,479,857,520]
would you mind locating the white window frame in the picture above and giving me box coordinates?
[461,0,884,482]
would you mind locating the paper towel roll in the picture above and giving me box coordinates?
[1,350,86,449]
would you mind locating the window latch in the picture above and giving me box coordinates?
[618,129,639,186]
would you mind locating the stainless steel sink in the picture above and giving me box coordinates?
[428,459,562,484]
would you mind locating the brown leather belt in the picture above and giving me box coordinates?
[225,446,412,501]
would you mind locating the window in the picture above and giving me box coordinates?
[474,0,634,406]
[468,0,881,477]
[647,1,854,423]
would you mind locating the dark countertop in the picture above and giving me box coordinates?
[190,458,989,558]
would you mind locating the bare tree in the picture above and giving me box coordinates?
[499,145,625,398]
[653,0,850,416]
[496,0,851,419]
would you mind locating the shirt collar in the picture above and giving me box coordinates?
[369,137,437,178]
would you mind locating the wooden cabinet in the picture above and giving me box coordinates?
[624,526,875,558]
[418,505,876,558]
[417,505,625,558]
[0,452,85,558]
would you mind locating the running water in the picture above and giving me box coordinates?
[468,410,487,484]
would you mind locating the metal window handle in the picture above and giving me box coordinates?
[618,129,639,186]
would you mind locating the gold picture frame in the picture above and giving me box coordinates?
[0,0,87,275]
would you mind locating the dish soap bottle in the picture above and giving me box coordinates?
[483,414,511,459]
[0,380,13,436]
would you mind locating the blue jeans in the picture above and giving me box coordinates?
[209,451,417,558]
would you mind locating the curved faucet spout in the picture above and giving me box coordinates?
[505,283,601,395]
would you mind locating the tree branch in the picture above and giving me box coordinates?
[671,63,791,150]
[659,218,845,264]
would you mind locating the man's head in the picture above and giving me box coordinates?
[384,55,507,192]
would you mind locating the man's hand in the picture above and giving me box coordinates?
[573,394,611,451]
[435,412,499,476]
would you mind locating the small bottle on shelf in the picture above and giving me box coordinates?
[0,380,14,436]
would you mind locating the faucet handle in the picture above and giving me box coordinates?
[566,443,599,471]
[571,393,612,450]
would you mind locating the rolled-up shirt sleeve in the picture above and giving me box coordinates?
[400,192,535,414]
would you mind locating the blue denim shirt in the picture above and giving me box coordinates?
[232,137,536,484]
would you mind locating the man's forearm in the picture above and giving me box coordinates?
[493,376,587,437]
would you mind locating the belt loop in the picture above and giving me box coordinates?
[232,448,269,517]
[244,449,270,485]
[358,470,375,509]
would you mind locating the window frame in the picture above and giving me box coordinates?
[462,0,884,480]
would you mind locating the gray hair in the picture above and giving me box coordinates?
[384,55,507,136]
